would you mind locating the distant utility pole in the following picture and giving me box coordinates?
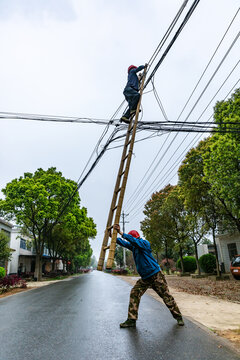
[120,211,129,269]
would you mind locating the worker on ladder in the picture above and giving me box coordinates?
[120,64,147,123]
[112,224,184,328]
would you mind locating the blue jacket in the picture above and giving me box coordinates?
[117,233,160,279]
[124,65,145,91]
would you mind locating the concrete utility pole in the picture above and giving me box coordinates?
[120,211,129,269]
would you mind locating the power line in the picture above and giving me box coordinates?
[124,22,240,214]
[145,0,201,88]
[127,73,240,216]
[0,112,117,125]
[175,6,240,122]
[147,0,189,70]
[124,7,240,212]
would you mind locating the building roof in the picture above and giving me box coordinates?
[0,218,14,229]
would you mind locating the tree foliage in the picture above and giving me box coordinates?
[0,231,12,263]
[0,167,96,280]
[140,88,240,277]
[141,185,193,272]
[178,88,240,275]
[203,89,240,231]
[141,185,174,260]
[115,245,124,268]
[0,267,6,278]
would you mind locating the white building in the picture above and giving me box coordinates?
[216,232,240,272]
[197,233,240,273]
[197,243,215,258]
[8,228,36,274]
[0,219,13,270]
[0,219,54,275]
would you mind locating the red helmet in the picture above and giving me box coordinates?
[128,230,140,238]
[128,65,137,72]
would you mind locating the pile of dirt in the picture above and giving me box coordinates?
[0,287,31,298]
[216,329,240,347]
[166,276,240,303]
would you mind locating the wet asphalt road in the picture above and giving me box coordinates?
[0,271,239,360]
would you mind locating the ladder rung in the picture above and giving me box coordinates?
[127,140,131,146]
[123,154,129,161]
[107,225,113,230]
[112,205,118,211]
[118,170,125,178]
[115,187,121,194]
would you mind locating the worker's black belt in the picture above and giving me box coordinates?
[130,86,139,91]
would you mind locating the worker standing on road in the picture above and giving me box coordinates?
[120,64,147,123]
[112,224,184,328]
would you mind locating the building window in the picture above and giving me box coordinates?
[208,244,215,254]
[227,243,238,260]
[20,238,26,249]
[20,238,31,250]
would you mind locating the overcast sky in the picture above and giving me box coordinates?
[0,0,239,258]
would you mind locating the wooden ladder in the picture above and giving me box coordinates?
[97,67,147,270]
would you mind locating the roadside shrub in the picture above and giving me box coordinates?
[78,269,91,274]
[160,258,176,273]
[0,267,6,278]
[199,253,216,273]
[109,269,129,275]
[0,275,27,293]
[176,256,197,273]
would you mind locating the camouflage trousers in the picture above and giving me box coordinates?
[128,271,182,320]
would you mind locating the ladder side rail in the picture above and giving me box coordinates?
[97,120,135,270]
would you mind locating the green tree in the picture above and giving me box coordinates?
[47,207,96,272]
[161,186,190,273]
[0,167,96,280]
[178,139,225,276]
[141,185,174,269]
[203,136,240,232]
[115,245,124,267]
[187,212,208,275]
[0,231,12,263]
[203,89,240,232]
[142,185,191,273]
[73,240,93,270]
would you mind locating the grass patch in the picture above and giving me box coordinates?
[43,275,70,281]
[43,273,83,281]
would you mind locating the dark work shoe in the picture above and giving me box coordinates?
[130,109,141,115]
[120,116,130,124]
[120,319,136,328]
[177,318,185,326]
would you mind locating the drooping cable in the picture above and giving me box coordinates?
[147,0,189,71]
[124,24,240,214]
[144,0,201,89]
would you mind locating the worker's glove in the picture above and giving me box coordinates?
[113,224,120,232]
